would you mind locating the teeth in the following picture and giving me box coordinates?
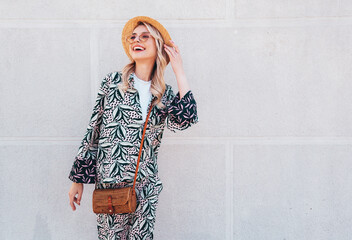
[134,46,145,51]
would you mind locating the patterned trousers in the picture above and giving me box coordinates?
[96,177,163,240]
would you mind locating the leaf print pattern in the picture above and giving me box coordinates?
[68,71,198,239]
[166,87,199,133]
[68,72,110,184]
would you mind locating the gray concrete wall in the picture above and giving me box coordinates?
[1,1,351,240]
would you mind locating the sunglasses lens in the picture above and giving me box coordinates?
[127,33,151,43]
[141,33,150,41]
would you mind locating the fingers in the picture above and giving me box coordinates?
[170,40,179,53]
[164,40,180,61]
[164,46,179,59]
[69,184,83,211]
[69,193,76,211]
[164,45,176,58]
[69,195,80,211]
[73,196,81,205]
[76,189,82,205]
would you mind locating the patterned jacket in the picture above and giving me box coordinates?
[68,71,199,184]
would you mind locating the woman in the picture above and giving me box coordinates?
[68,16,198,239]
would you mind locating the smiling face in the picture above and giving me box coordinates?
[127,24,157,63]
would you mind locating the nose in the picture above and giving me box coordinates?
[133,36,141,42]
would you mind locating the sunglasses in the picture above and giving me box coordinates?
[126,33,151,44]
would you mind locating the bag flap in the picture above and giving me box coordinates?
[93,187,133,206]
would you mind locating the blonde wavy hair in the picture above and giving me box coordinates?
[119,21,170,109]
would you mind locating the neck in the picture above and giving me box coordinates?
[134,62,154,82]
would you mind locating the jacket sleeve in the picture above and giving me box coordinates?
[166,85,199,133]
[68,73,111,184]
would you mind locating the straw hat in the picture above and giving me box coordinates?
[121,16,172,64]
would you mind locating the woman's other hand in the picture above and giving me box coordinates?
[68,182,84,211]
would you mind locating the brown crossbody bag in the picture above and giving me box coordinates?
[92,104,153,214]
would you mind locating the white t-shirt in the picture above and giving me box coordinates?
[133,72,152,122]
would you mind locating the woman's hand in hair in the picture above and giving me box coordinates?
[164,40,184,75]
[164,40,190,99]
[68,182,84,211]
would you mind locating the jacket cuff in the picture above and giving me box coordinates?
[68,156,96,184]
[167,90,199,132]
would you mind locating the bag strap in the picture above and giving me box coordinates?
[94,102,153,190]
[132,104,153,191]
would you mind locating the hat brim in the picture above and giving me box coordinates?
[121,16,172,65]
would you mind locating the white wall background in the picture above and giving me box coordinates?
[1,1,352,240]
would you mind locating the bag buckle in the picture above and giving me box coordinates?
[107,195,114,213]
